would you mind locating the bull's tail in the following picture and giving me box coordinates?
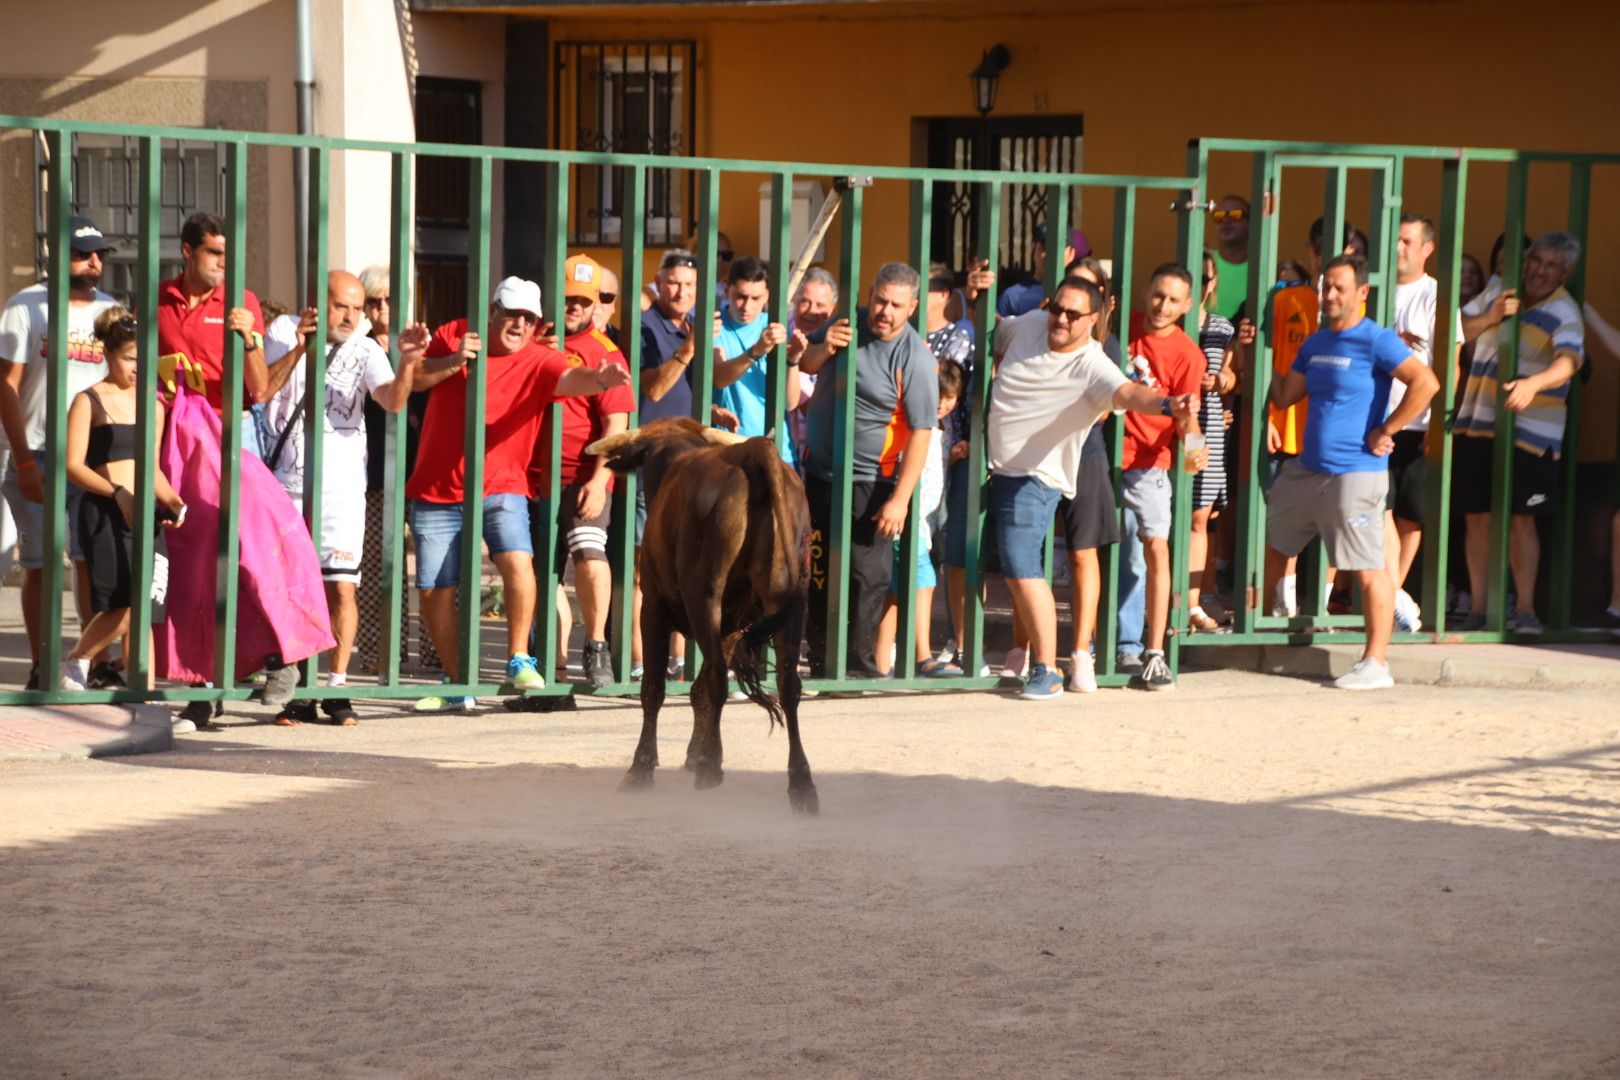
[720,440,809,731]
[722,604,795,731]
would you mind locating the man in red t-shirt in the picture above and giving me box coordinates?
[1120,262,1207,691]
[405,276,629,710]
[154,212,270,428]
[529,255,634,689]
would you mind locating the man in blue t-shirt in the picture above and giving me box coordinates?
[1265,254,1438,691]
[713,255,793,464]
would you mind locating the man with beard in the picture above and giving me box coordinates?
[0,215,119,689]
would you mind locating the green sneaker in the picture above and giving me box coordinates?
[506,653,546,690]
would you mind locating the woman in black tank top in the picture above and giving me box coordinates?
[59,307,186,692]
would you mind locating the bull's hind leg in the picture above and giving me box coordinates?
[687,654,727,790]
[777,618,818,816]
[622,606,670,792]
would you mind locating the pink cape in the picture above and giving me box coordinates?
[156,386,336,683]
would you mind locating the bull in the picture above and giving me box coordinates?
[587,418,819,814]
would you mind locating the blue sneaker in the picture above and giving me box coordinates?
[1018,663,1064,701]
[506,653,546,690]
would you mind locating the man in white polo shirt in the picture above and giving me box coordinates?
[986,275,1197,701]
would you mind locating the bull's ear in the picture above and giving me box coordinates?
[585,429,640,458]
[700,428,749,446]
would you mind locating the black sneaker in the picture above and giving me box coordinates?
[1115,652,1144,674]
[1595,608,1620,635]
[1132,651,1176,692]
[584,640,614,689]
[87,662,127,689]
[25,665,39,691]
[180,699,226,732]
[321,698,358,726]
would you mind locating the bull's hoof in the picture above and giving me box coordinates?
[790,782,820,816]
[693,766,724,790]
[619,768,655,792]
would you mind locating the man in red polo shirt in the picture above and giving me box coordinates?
[407,276,629,711]
[155,213,270,447]
[1120,262,1207,692]
[529,254,635,689]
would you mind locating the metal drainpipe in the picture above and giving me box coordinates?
[294,0,314,305]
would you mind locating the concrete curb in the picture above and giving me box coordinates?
[1181,642,1620,691]
[0,704,174,762]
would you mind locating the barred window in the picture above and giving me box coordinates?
[554,40,697,246]
[35,133,224,306]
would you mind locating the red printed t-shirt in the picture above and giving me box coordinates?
[528,327,634,498]
[155,275,265,412]
[405,318,569,504]
[1122,313,1205,471]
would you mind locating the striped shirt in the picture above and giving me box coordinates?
[1456,280,1583,457]
[1197,313,1235,478]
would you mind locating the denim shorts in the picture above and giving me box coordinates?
[410,493,533,590]
[988,473,1061,580]
[1,450,86,568]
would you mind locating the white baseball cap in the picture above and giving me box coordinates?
[491,276,543,319]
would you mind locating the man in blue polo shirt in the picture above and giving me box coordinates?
[1266,254,1438,690]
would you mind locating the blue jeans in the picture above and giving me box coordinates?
[1116,507,1145,658]
[410,494,533,590]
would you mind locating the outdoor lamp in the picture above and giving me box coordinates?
[971,45,1011,117]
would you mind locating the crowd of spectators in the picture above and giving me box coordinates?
[1,192,1612,717]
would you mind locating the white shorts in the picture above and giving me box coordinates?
[287,486,366,584]
[320,497,366,583]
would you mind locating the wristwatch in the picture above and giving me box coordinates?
[1159,396,1173,417]
[241,329,263,351]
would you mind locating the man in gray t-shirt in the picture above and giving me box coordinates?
[799,262,938,679]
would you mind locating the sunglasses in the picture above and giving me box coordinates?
[717,250,735,261]
[1049,304,1094,324]
[597,292,616,305]
[494,307,539,324]
[661,254,698,270]
[1211,208,1248,223]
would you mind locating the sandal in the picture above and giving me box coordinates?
[918,657,964,677]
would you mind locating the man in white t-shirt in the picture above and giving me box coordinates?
[0,215,119,689]
[261,270,424,723]
[1384,214,1463,631]
[986,276,1197,701]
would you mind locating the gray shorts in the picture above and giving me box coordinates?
[1266,459,1388,571]
[1120,467,1172,540]
[1,450,85,569]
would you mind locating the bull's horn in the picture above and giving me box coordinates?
[700,428,749,446]
[586,429,640,457]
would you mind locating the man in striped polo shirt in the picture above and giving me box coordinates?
[1454,231,1585,635]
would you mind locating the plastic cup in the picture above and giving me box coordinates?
[1183,433,1206,472]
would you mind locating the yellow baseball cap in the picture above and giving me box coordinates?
[564,254,602,301]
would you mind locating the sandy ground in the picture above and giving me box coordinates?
[3,670,1619,1079]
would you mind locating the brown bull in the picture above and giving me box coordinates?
[587,418,818,814]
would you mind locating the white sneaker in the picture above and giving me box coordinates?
[60,657,89,691]
[1067,651,1097,694]
[1393,589,1422,633]
[1272,576,1298,618]
[1335,657,1394,691]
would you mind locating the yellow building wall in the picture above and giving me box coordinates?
[543,0,1620,459]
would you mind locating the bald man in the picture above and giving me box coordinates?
[260,270,427,724]
[592,266,622,344]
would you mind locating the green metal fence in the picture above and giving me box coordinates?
[0,113,1202,707]
[1,118,1612,710]
[1181,138,1618,650]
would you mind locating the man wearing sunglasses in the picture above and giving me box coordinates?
[405,276,630,711]
[987,276,1198,700]
[0,214,119,689]
[530,255,635,690]
[1210,195,1251,320]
